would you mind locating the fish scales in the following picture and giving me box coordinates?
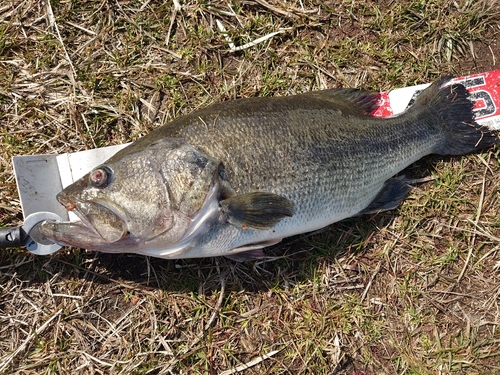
[131,98,424,196]
[139,97,435,212]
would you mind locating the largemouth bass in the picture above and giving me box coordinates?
[40,77,498,261]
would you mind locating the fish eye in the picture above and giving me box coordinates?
[89,166,113,188]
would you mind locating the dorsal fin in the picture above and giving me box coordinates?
[305,89,381,116]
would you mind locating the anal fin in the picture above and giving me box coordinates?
[359,176,410,215]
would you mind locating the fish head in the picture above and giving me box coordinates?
[40,138,222,253]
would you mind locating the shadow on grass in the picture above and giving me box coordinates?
[0,213,394,294]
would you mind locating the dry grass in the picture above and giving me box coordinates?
[1,0,500,374]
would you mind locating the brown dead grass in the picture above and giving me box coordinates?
[1,0,500,374]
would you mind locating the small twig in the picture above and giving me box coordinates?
[360,261,381,303]
[447,222,500,243]
[65,21,96,35]
[218,349,282,375]
[253,0,317,19]
[81,352,115,367]
[45,1,77,83]
[165,0,181,47]
[457,154,490,283]
[204,265,226,331]
[254,0,297,19]
[216,19,291,52]
[489,45,496,66]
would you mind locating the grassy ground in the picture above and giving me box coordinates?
[1,0,500,374]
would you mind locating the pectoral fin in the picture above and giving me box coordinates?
[221,192,294,230]
[359,176,410,215]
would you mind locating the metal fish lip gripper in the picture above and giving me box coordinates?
[1,143,129,254]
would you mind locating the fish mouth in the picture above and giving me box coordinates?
[40,193,129,247]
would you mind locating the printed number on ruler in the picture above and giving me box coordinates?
[455,75,497,120]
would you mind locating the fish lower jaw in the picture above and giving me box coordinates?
[38,219,105,249]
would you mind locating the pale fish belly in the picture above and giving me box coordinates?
[189,179,387,259]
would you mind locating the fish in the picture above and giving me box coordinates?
[39,77,498,261]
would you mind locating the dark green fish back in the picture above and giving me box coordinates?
[115,79,498,212]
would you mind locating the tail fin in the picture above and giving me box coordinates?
[413,76,498,155]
